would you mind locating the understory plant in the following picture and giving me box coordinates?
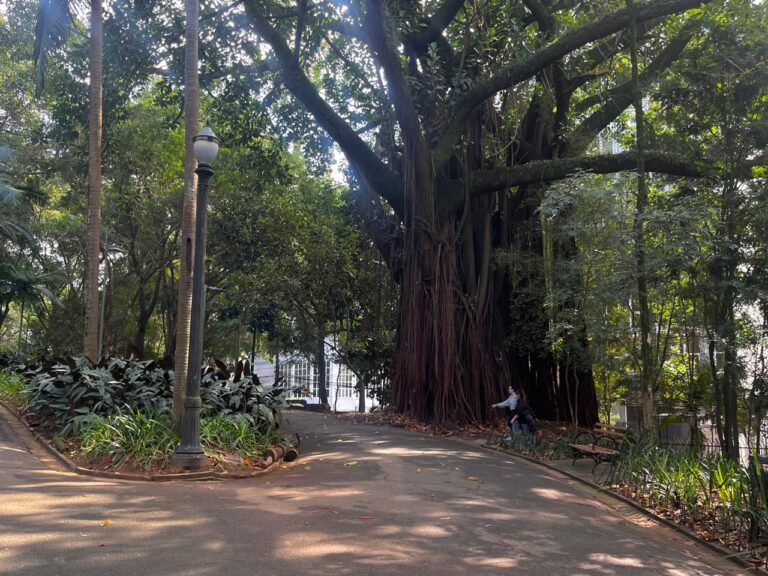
[611,441,768,548]
[200,413,288,464]
[77,409,289,471]
[20,355,291,436]
[77,407,178,471]
[200,374,289,428]
[0,370,25,404]
[23,356,173,435]
[16,355,293,470]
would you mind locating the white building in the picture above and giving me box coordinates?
[249,352,379,413]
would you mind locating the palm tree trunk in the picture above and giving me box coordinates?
[83,0,103,362]
[172,0,200,430]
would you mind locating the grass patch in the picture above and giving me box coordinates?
[201,413,287,464]
[76,409,288,472]
[77,407,178,471]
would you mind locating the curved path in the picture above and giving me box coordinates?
[0,410,745,576]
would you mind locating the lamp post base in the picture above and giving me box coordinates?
[171,448,207,470]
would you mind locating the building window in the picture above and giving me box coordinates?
[287,360,315,396]
[335,365,355,398]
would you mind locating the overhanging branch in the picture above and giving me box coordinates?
[432,0,712,165]
[475,151,707,193]
[444,151,709,212]
[405,0,465,54]
[567,22,698,155]
[242,0,405,218]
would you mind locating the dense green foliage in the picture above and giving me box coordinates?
[1,0,767,450]
[4,355,289,441]
[22,356,173,435]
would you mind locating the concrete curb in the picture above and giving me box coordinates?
[0,399,285,482]
[471,438,761,573]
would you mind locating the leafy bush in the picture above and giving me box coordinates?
[0,370,26,404]
[77,408,178,471]
[24,356,173,435]
[201,375,290,429]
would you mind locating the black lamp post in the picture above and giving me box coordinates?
[172,127,220,470]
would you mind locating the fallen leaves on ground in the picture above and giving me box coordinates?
[99,519,112,527]
[335,409,583,444]
[467,476,479,481]
[344,461,359,467]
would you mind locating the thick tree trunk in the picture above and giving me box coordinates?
[83,0,103,362]
[391,214,505,425]
[172,0,200,430]
[358,379,366,412]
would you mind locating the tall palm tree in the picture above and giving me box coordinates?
[83,0,103,362]
[34,0,102,361]
[172,0,200,429]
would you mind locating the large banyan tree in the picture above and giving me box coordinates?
[236,0,715,426]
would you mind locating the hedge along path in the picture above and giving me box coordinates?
[0,399,295,481]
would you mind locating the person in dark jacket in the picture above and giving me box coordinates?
[509,389,537,435]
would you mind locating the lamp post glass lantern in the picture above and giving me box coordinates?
[172,127,220,470]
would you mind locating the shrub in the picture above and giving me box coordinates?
[24,356,173,435]
[0,370,26,404]
[201,375,290,429]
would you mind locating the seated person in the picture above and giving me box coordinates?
[509,389,537,435]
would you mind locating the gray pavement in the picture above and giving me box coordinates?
[0,409,746,576]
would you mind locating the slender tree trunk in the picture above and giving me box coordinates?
[83,0,103,362]
[629,0,655,436]
[274,350,280,383]
[709,338,727,450]
[172,0,200,430]
[316,332,328,405]
[718,182,741,460]
[503,188,597,427]
[17,299,24,355]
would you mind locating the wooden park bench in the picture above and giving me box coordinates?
[594,422,631,442]
[568,424,631,472]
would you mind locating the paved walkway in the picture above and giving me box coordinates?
[0,410,746,576]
